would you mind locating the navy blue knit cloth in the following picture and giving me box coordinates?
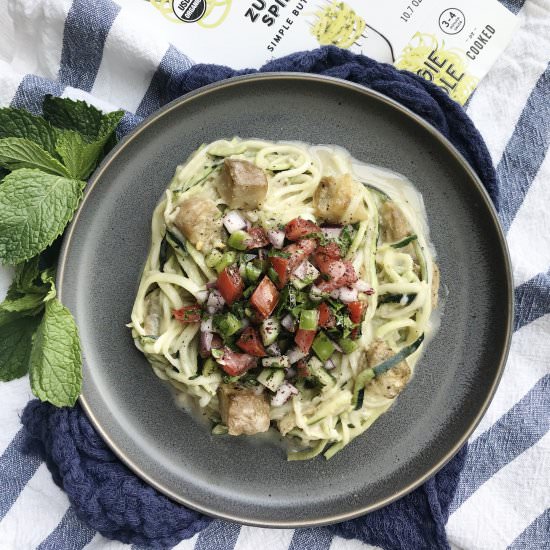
[22,47,494,549]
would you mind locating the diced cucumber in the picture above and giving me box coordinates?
[291,261,319,290]
[260,317,280,345]
[202,357,219,377]
[307,356,335,386]
[245,262,262,282]
[228,230,249,251]
[339,337,359,354]
[261,355,290,369]
[299,309,319,330]
[215,251,237,273]
[205,249,223,268]
[291,276,309,290]
[311,331,335,362]
[257,368,285,392]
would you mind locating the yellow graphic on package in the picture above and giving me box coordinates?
[148,0,232,27]
[395,33,478,105]
[311,1,366,48]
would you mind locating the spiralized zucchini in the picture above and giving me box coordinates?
[129,138,439,459]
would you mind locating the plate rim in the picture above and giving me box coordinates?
[57,72,513,528]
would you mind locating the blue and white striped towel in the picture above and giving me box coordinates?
[0,0,549,548]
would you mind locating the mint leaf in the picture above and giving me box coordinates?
[55,130,106,180]
[0,137,71,177]
[0,313,40,381]
[39,268,57,302]
[1,292,46,313]
[43,96,123,141]
[13,256,40,291]
[0,169,83,264]
[29,298,81,406]
[0,108,59,155]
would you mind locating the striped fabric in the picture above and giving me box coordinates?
[0,0,549,548]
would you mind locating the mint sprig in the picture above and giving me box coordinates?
[0,96,123,406]
[30,299,82,407]
[0,169,84,264]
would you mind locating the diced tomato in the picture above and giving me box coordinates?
[314,243,342,275]
[285,218,321,241]
[286,238,317,273]
[236,327,267,357]
[295,328,316,353]
[316,260,358,292]
[173,304,201,323]
[296,358,310,378]
[217,347,257,376]
[217,265,243,305]
[269,256,289,289]
[250,276,280,318]
[318,302,335,328]
[347,301,364,324]
[246,226,269,249]
[341,261,358,285]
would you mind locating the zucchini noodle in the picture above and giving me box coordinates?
[129,138,439,460]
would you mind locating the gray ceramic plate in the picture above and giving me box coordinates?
[58,73,512,527]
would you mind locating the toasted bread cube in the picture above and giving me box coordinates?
[173,196,223,253]
[380,201,411,243]
[218,159,268,209]
[218,384,270,436]
[313,173,369,223]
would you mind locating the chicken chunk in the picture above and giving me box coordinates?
[313,173,369,224]
[218,384,270,436]
[172,196,224,253]
[431,263,440,309]
[217,158,268,209]
[365,340,411,399]
[380,201,411,243]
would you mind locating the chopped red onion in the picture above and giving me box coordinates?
[206,281,218,289]
[321,227,342,239]
[271,382,299,407]
[199,331,213,358]
[287,346,307,364]
[285,367,297,379]
[222,211,247,234]
[339,287,358,303]
[354,280,373,293]
[267,229,285,249]
[200,317,213,333]
[294,260,318,281]
[293,261,308,280]
[281,314,295,333]
[195,289,208,304]
[327,260,346,281]
[206,290,225,314]
[211,334,223,350]
[324,358,336,370]
[266,343,281,356]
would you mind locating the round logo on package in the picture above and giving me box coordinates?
[172,0,206,22]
